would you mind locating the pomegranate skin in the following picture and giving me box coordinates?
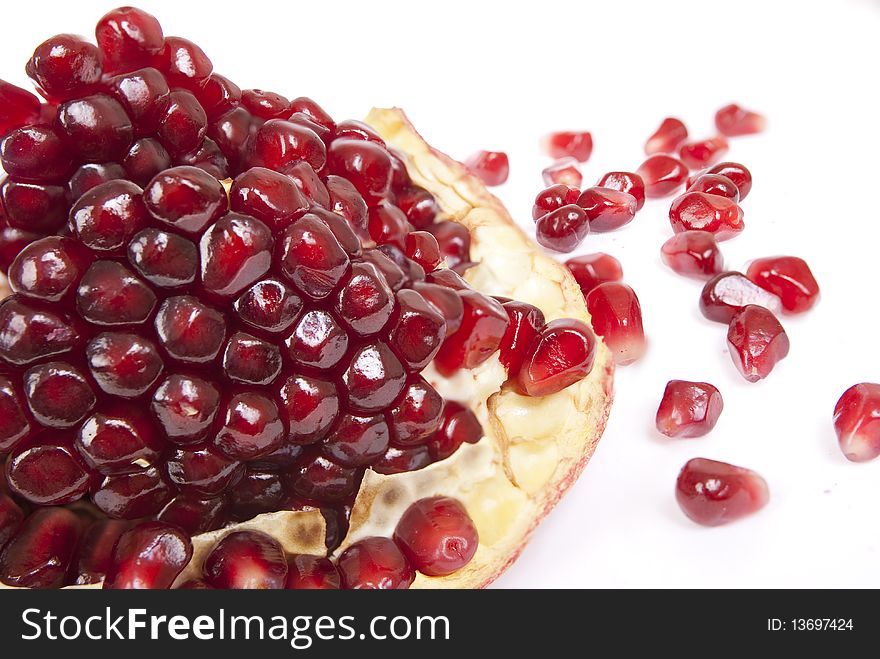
[675,458,769,527]
[833,383,880,463]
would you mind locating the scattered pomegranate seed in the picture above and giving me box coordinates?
[660,231,724,279]
[202,530,288,589]
[464,150,509,186]
[705,162,753,200]
[636,154,689,198]
[678,137,729,170]
[0,507,81,588]
[746,256,820,313]
[585,282,646,365]
[676,458,769,526]
[700,271,782,323]
[531,184,580,220]
[286,554,341,589]
[644,117,688,155]
[565,253,623,294]
[596,171,646,211]
[542,131,593,162]
[727,305,790,382]
[534,204,590,253]
[104,521,192,589]
[337,536,415,589]
[669,192,744,240]
[833,383,880,462]
[542,158,582,188]
[394,497,478,577]
[577,187,638,232]
[687,173,740,201]
[517,319,597,396]
[655,380,724,438]
[715,103,766,137]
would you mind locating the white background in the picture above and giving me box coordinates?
[3,0,880,588]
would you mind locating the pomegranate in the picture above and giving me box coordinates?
[676,458,769,526]
[464,151,509,186]
[394,497,478,577]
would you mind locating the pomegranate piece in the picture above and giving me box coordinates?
[706,162,753,200]
[0,507,81,588]
[104,521,192,589]
[746,256,820,313]
[286,555,341,589]
[656,380,724,438]
[0,80,41,136]
[687,173,740,201]
[532,183,580,220]
[426,401,483,461]
[577,186,638,232]
[700,271,782,323]
[669,191,744,240]
[726,305,790,382]
[0,492,25,551]
[74,519,131,585]
[715,103,766,137]
[678,137,729,170]
[96,6,165,75]
[675,458,769,526]
[498,300,545,376]
[203,530,288,589]
[585,282,646,365]
[542,131,593,162]
[636,154,689,198]
[535,204,590,252]
[394,497,478,577]
[464,150,509,186]
[434,290,509,376]
[834,383,880,462]
[564,253,623,294]
[337,537,415,589]
[542,158,583,188]
[26,34,102,102]
[660,231,724,279]
[596,171,646,211]
[517,319,597,397]
[644,117,688,155]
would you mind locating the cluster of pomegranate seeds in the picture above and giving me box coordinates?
[542,131,593,162]
[714,104,766,137]
[655,380,723,438]
[833,384,880,462]
[675,458,769,526]
[464,150,509,187]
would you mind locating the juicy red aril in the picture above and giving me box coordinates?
[517,319,597,397]
[0,298,81,366]
[542,158,582,188]
[127,228,197,288]
[166,446,243,496]
[157,493,226,534]
[0,180,69,233]
[207,107,251,168]
[69,162,126,198]
[426,401,482,461]
[70,180,148,253]
[464,150,509,187]
[104,521,192,589]
[372,445,432,475]
[596,171,645,211]
[429,221,472,271]
[498,300,545,376]
[577,187,637,232]
[159,36,212,88]
[834,383,880,462]
[675,458,768,526]
[286,555,341,589]
[96,6,165,75]
[74,519,130,584]
[235,278,302,333]
[247,119,326,174]
[24,362,96,428]
[0,228,42,272]
[636,155,689,198]
[700,271,782,323]
[669,192,744,240]
[656,380,723,438]
[394,496,477,577]
[368,202,409,249]
[230,167,308,231]
[87,332,163,397]
[585,282,646,365]
[278,373,339,443]
[26,34,101,102]
[715,103,766,137]
[336,119,385,144]
[678,137,728,170]
[56,94,134,162]
[645,117,688,155]
[405,231,442,272]
[203,530,287,589]
[289,97,335,132]
[242,89,290,119]
[388,288,447,370]
[687,173,740,201]
[0,80,41,136]
[144,165,226,234]
[199,213,273,298]
[197,74,241,119]
[1,125,73,183]
[75,404,161,475]
[543,131,593,162]
[286,453,357,502]
[706,162,753,200]
[342,342,407,413]
[123,138,172,185]
[222,332,282,385]
[0,376,30,453]
[0,492,24,548]
[322,413,389,466]
[151,374,220,442]
[434,290,509,376]
[535,204,589,252]
[180,135,229,177]
[156,91,207,157]
[229,470,284,520]
[746,256,820,313]
[155,295,226,363]
[727,305,790,382]
[328,139,393,203]
[286,309,348,369]
[338,536,415,589]
[335,262,394,336]
[8,236,88,303]
[7,441,89,505]
[0,507,81,588]
[413,282,464,335]
[108,67,171,136]
[77,260,157,325]
[532,184,580,220]
[92,468,171,519]
[278,214,350,300]
[214,392,284,460]
[565,253,623,295]
[389,377,444,446]
[395,186,438,228]
[660,231,724,279]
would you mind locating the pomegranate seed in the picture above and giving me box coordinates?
[0,298,82,366]
[517,319,597,396]
[0,507,81,588]
[498,300,545,376]
[104,521,192,589]
[706,162,753,200]
[144,165,226,234]
[669,191,744,240]
[199,213,273,298]
[73,519,131,585]
[1,180,69,233]
[434,290,509,376]
[0,227,41,273]
[644,117,688,155]
[70,180,149,253]
[151,374,220,443]
[69,162,126,198]
[464,150,509,186]
[155,295,226,363]
[532,184,580,220]
[107,67,171,136]
[426,401,482,461]
[1,125,73,183]
[726,305,790,382]
[395,186,438,228]
[0,492,24,552]
[203,530,287,589]
[388,376,444,446]
[336,119,386,145]
[156,91,208,157]
[372,445,432,475]
[123,138,172,185]
[367,202,409,249]
[342,342,407,413]
[157,494,227,535]
[405,231,442,272]
[328,139,393,203]
[8,236,89,303]
[656,380,724,438]
[197,74,241,119]
[76,260,157,326]
[166,446,244,496]
[715,103,766,137]
[542,131,593,162]
[75,404,161,475]
[0,80,41,136]
[26,34,102,102]
[585,282,646,365]
[286,309,349,369]
[286,555,341,589]
[323,413,390,466]
[235,278,302,334]
[222,332,282,385]
[687,173,740,201]
[338,537,415,589]
[746,256,820,313]
[676,458,768,526]
[660,231,724,279]
[700,271,782,323]
[239,89,289,119]
[56,94,134,162]
[246,119,326,174]
[388,289,447,371]
[565,253,623,294]
[214,392,284,460]
[413,282,464,335]
[285,453,357,502]
[0,376,30,453]
[229,470,284,520]
[678,137,729,170]
[429,221,472,271]
[535,204,590,252]
[637,154,689,198]
[24,362,96,428]
[289,97,336,133]
[596,171,646,211]
[96,6,165,74]
[577,187,638,232]
[394,497,478,577]
[834,383,880,462]
[278,214,350,301]
[159,36,212,88]
[542,158,582,188]
[92,468,171,519]
[7,441,90,505]
[86,332,163,397]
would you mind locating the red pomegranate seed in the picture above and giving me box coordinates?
[715,103,766,137]
[69,162,126,198]
[8,236,89,303]
[517,319,597,396]
[426,401,482,461]
[388,288,447,370]
[197,74,241,119]
[0,180,69,233]
[498,300,545,376]
[96,6,165,75]
[1,125,73,183]
[388,376,444,446]
[24,362,96,428]
[222,332,282,385]
[669,192,744,240]
[289,97,335,132]
[676,458,768,526]
[564,253,623,294]
[56,94,134,162]
[104,521,192,589]
[338,537,415,589]
[413,282,464,335]
[159,36,212,89]
[286,555,341,589]
[531,183,580,220]
[246,119,326,174]
[73,519,131,585]
[157,494,227,535]
[542,131,593,162]
[7,441,90,505]
[177,137,229,181]
[0,80,41,136]
[0,493,25,552]
[405,231,442,272]
[166,446,244,496]
[368,202,410,249]
[239,89,289,119]
[155,295,226,363]
[70,180,149,253]
[678,137,729,170]
[285,453,358,502]
[687,173,740,201]
[199,213,273,298]
[328,139,393,203]
[0,507,81,588]
[0,227,41,273]
[336,119,385,145]
[156,90,208,157]
[26,34,102,102]
[585,282,646,365]
[834,383,880,462]
[700,271,782,323]
[285,309,349,369]
[395,185,439,229]
[203,530,287,589]
[656,380,723,438]
[660,231,724,279]
[0,298,82,367]
[644,117,688,155]
[235,278,302,334]
[75,404,161,475]
[706,162,753,200]
[636,154,689,198]
[394,497,478,577]
[596,171,646,211]
[535,204,590,252]
[464,150,509,186]
[726,305,790,382]
[577,186,638,232]
[434,290,509,376]
[123,139,172,185]
[214,392,284,460]
[0,376,30,453]
[86,331,163,397]
[746,256,820,313]
[151,374,220,443]
[429,221,472,270]
[542,158,582,188]
[279,214,350,300]
[342,342,407,413]
[372,445,432,475]
[229,470,284,520]
[322,413,390,466]
[107,67,170,137]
